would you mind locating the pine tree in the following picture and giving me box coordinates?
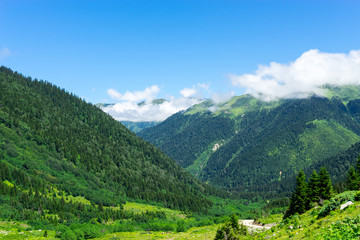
[284,170,308,219]
[307,170,320,203]
[318,167,332,200]
[230,214,239,232]
[355,154,360,174]
[346,167,359,190]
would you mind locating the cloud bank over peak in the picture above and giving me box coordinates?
[230,49,360,101]
[102,85,205,122]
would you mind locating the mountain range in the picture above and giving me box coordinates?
[139,86,360,197]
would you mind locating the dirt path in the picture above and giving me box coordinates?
[239,220,273,232]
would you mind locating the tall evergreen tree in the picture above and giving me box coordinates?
[307,170,320,203]
[356,155,360,174]
[318,167,332,200]
[346,167,359,191]
[284,170,308,219]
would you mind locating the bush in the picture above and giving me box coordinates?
[55,225,69,238]
[318,191,357,218]
[176,220,187,232]
[80,224,102,239]
[354,191,360,201]
[321,216,360,239]
[61,229,77,240]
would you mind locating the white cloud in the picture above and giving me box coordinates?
[0,47,12,60]
[211,91,236,104]
[180,87,197,98]
[107,85,160,102]
[198,83,211,90]
[230,49,360,101]
[102,85,203,122]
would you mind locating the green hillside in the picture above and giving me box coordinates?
[0,66,215,212]
[140,88,360,197]
[251,191,360,239]
[121,121,159,133]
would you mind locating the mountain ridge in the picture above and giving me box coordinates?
[139,85,360,197]
[0,66,215,211]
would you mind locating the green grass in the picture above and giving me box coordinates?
[257,214,283,225]
[246,191,360,239]
[122,202,186,220]
[0,221,55,239]
[324,84,360,104]
[266,119,360,173]
[93,224,219,240]
[185,94,282,118]
[298,119,360,166]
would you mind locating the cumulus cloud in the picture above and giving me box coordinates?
[180,87,197,98]
[230,49,360,101]
[102,85,203,122]
[0,47,12,60]
[107,85,160,102]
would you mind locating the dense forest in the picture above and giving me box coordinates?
[140,89,360,198]
[0,66,221,213]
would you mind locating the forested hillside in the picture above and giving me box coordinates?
[0,66,214,212]
[140,88,360,197]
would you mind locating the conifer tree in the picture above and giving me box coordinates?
[346,167,359,191]
[356,154,360,174]
[318,167,332,200]
[307,170,320,203]
[230,214,239,232]
[284,170,308,219]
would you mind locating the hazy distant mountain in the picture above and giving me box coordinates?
[121,121,159,133]
[96,100,166,132]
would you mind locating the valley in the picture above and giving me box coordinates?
[2,66,360,239]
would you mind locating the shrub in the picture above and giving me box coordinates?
[176,220,187,232]
[321,216,360,239]
[354,191,360,201]
[55,225,69,238]
[318,191,357,218]
[61,229,77,240]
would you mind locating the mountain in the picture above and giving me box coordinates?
[96,99,166,132]
[139,86,360,197]
[0,66,214,212]
[121,121,159,133]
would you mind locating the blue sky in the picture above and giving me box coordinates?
[1,0,360,121]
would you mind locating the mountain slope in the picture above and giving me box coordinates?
[139,88,360,196]
[0,66,212,212]
[121,120,159,133]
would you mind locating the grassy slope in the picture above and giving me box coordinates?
[5,191,359,239]
[94,225,219,240]
[324,85,360,104]
[0,197,263,239]
[250,191,360,239]
[266,119,360,173]
[185,94,282,118]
